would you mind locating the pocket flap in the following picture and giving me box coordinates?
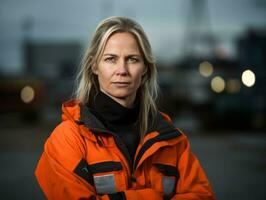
[90,161,122,173]
[154,163,179,177]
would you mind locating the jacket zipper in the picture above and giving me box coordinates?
[112,134,133,178]
[98,130,133,186]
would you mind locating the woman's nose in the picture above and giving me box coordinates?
[116,60,128,76]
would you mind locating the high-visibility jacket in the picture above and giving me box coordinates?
[35,100,215,200]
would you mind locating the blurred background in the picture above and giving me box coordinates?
[0,0,265,199]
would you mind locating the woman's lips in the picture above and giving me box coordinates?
[112,82,130,87]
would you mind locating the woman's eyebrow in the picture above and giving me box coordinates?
[103,53,141,57]
[126,54,141,57]
[102,53,117,57]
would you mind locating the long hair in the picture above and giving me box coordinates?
[75,16,159,139]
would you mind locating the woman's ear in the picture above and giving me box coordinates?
[92,63,98,75]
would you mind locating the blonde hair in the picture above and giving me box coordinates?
[75,16,159,139]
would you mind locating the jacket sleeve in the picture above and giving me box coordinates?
[35,121,112,200]
[171,135,215,200]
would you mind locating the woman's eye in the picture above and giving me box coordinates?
[105,57,115,63]
[128,57,139,63]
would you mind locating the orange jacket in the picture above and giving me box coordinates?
[35,100,215,200]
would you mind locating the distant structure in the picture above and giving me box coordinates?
[24,41,81,79]
[237,29,266,129]
[237,29,266,96]
[169,0,266,130]
[22,16,81,79]
[182,0,216,60]
[21,17,82,108]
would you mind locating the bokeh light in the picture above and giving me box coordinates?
[211,76,225,93]
[21,85,35,103]
[199,61,213,77]
[226,78,241,93]
[241,69,256,87]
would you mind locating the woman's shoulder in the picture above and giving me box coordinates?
[46,120,85,148]
[157,111,190,142]
[53,120,79,135]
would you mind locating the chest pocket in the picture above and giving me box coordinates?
[74,159,123,195]
[154,163,179,198]
[90,161,123,194]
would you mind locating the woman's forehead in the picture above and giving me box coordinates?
[103,32,141,55]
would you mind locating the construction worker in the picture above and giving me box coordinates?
[35,16,215,200]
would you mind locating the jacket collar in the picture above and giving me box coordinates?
[79,104,107,132]
[79,103,176,136]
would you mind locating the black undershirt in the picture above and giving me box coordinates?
[87,91,140,161]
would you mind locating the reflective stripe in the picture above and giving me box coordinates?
[154,163,178,197]
[162,176,176,197]
[93,174,117,194]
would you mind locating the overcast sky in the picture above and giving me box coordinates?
[0,0,266,74]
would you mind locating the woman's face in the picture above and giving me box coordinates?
[94,32,145,108]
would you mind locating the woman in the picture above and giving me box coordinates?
[35,16,215,200]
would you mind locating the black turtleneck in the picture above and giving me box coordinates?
[87,91,140,161]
